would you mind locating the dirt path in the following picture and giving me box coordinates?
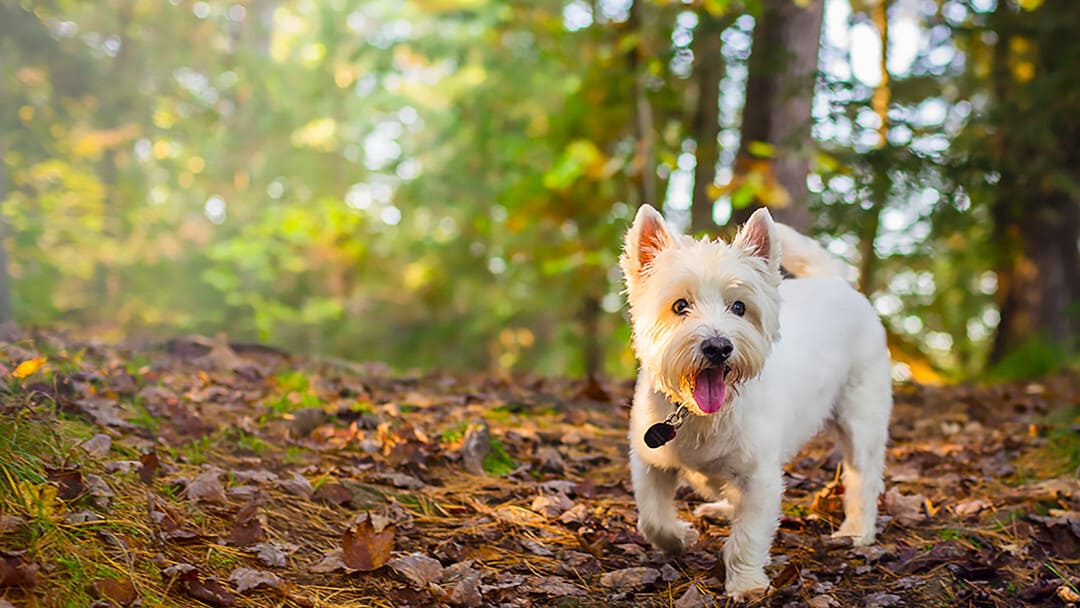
[0,331,1077,607]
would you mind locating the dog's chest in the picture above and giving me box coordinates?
[669,420,753,479]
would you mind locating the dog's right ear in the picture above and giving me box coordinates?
[620,204,673,289]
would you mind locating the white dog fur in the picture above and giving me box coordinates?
[620,205,892,600]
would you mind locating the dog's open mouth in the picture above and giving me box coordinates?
[692,366,730,414]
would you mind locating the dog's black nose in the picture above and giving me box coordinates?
[702,337,733,364]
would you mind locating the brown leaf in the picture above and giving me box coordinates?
[187,577,235,607]
[186,467,227,504]
[770,562,800,590]
[278,473,314,498]
[522,576,587,597]
[227,500,266,547]
[449,570,483,607]
[953,498,992,517]
[228,567,281,593]
[147,495,203,543]
[0,552,38,587]
[372,471,425,490]
[73,398,134,430]
[0,515,25,534]
[599,566,660,589]
[884,488,928,526]
[89,577,138,606]
[558,503,588,525]
[46,466,85,501]
[312,481,352,506]
[388,553,444,587]
[249,542,297,568]
[309,551,348,574]
[139,451,160,486]
[341,513,395,571]
[674,584,709,608]
[81,434,112,458]
[531,493,573,518]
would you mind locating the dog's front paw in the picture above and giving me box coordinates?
[639,519,698,554]
[725,571,770,602]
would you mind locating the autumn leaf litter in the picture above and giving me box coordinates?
[0,330,1077,607]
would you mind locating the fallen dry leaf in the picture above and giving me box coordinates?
[228,567,281,593]
[186,466,227,504]
[89,576,138,606]
[599,566,660,589]
[531,493,574,518]
[0,551,39,587]
[187,577,235,607]
[312,481,352,506]
[884,487,928,526]
[249,541,297,568]
[11,357,46,379]
[139,451,160,485]
[278,473,314,498]
[80,433,112,458]
[388,552,444,588]
[341,513,395,571]
[227,499,266,546]
[449,569,483,607]
[45,466,84,501]
[309,550,348,574]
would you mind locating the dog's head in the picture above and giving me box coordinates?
[620,204,782,415]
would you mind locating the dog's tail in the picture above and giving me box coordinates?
[775,222,852,281]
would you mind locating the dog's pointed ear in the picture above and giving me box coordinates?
[734,207,781,276]
[621,204,673,288]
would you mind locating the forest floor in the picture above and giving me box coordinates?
[0,329,1077,608]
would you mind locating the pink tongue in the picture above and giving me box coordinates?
[693,368,728,414]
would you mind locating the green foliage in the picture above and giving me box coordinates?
[1,0,1076,380]
[482,438,516,476]
[1041,404,1080,475]
[986,336,1068,381]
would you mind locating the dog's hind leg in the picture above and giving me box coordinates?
[831,358,892,546]
[685,471,739,521]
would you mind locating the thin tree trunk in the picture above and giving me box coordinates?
[0,142,12,324]
[857,0,890,294]
[690,12,728,234]
[987,0,1080,363]
[730,0,824,233]
[627,0,656,206]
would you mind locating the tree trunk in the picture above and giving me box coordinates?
[0,142,12,324]
[730,0,824,233]
[690,12,731,235]
[990,197,1079,361]
[987,0,1080,364]
[627,0,656,206]
[857,0,890,294]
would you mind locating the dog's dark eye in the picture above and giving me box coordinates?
[672,299,691,315]
[730,301,746,317]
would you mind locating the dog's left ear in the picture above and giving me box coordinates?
[734,208,781,277]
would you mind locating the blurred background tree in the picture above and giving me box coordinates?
[1,0,1076,381]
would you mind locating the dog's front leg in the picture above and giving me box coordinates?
[630,451,697,554]
[723,467,782,601]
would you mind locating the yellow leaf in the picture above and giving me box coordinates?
[1012,61,1035,83]
[1018,0,1043,10]
[746,140,776,159]
[12,357,46,379]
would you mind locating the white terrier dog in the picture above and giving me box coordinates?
[620,205,892,601]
